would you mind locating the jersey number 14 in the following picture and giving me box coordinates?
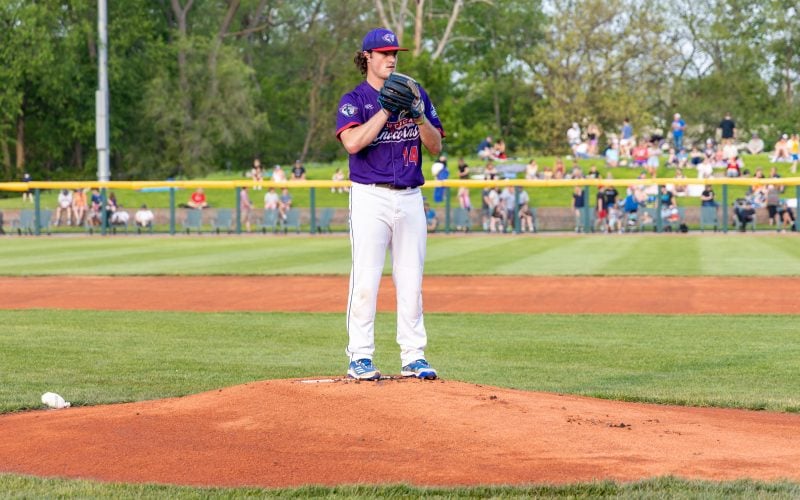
[402,146,419,166]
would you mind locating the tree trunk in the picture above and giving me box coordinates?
[1,139,11,179]
[413,0,424,56]
[170,0,195,174]
[16,111,25,175]
[208,0,240,98]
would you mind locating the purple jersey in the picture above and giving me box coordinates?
[336,80,444,188]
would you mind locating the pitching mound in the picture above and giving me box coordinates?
[1,378,799,487]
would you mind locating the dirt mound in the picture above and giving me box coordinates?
[1,378,798,488]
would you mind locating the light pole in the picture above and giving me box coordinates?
[96,0,110,183]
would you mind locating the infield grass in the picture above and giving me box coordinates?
[2,310,798,414]
[0,474,798,499]
[0,234,799,276]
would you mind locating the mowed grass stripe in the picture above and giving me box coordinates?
[2,310,798,413]
[0,235,799,275]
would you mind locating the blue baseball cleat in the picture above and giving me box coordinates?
[347,358,381,380]
[401,359,438,380]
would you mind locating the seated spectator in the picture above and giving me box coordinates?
[676,148,688,168]
[697,158,713,179]
[725,156,741,177]
[607,203,623,234]
[772,134,790,162]
[493,138,507,160]
[331,167,348,193]
[586,123,600,156]
[525,159,539,179]
[733,199,755,231]
[673,168,687,196]
[134,204,155,231]
[542,166,553,179]
[54,189,73,226]
[667,148,680,168]
[263,187,279,210]
[747,132,765,155]
[424,202,438,232]
[645,141,660,177]
[776,200,796,232]
[291,160,306,180]
[489,197,507,233]
[187,188,209,209]
[88,188,103,226]
[605,143,620,167]
[278,188,292,222]
[700,185,718,207]
[71,188,87,227]
[483,159,499,180]
[271,164,287,182]
[457,186,472,212]
[518,201,535,233]
[632,140,649,169]
[567,123,581,156]
[586,165,600,179]
[659,185,679,223]
[553,158,566,179]
[574,141,590,159]
[105,191,119,225]
[722,141,738,161]
[477,136,494,160]
[689,145,703,168]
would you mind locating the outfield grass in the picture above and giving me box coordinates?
[2,310,798,414]
[0,234,798,276]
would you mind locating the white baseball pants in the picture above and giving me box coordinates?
[346,182,428,366]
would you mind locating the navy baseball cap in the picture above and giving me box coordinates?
[361,28,408,52]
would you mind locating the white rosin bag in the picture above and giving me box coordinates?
[41,392,71,409]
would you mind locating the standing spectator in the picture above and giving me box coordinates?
[239,186,253,232]
[671,113,686,152]
[54,189,73,226]
[22,172,33,203]
[499,186,517,231]
[457,157,470,180]
[480,186,493,231]
[457,186,472,212]
[263,187,279,210]
[765,184,782,226]
[747,132,764,155]
[134,204,155,231]
[572,185,586,232]
[586,123,600,156]
[619,118,634,157]
[789,134,799,174]
[291,160,306,180]
[567,122,582,156]
[251,158,263,190]
[432,155,449,203]
[718,112,736,143]
[71,188,87,227]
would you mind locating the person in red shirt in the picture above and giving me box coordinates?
[632,140,649,168]
[187,188,208,209]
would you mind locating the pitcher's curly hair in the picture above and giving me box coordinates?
[354,50,369,76]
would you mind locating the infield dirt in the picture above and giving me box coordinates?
[1,276,799,487]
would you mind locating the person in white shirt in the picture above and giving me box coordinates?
[134,204,154,230]
[263,187,279,210]
[55,189,73,226]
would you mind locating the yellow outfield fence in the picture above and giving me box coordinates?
[1,177,799,236]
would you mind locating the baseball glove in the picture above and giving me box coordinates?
[378,72,424,119]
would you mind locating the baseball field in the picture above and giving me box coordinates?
[1,234,799,498]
